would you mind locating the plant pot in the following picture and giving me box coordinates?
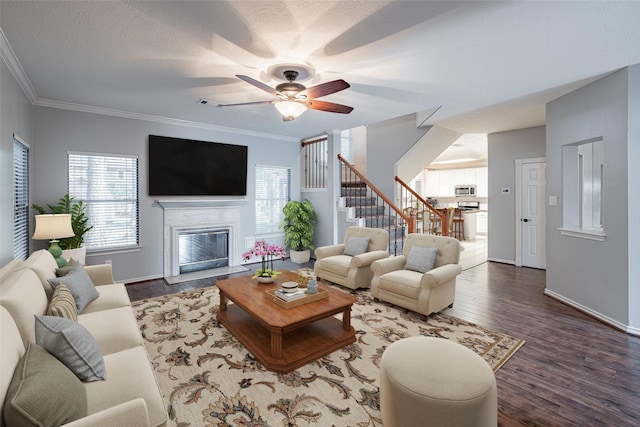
[61,247,86,265]
[290,249,311,264]
[256,276,275,284]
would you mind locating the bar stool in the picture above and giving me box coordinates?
[451,208,465,240]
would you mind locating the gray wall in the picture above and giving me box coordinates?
[30,107,302,282]
[546,67,637,329]
[365,113,430,199]
[0,59,34,265]
[487,126,546,263]
[628,65,640,329]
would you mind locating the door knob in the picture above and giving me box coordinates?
[522,218,529,222]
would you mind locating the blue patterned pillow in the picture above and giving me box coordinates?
[405,246,438,273]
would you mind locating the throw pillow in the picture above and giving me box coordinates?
[48,261,98,313]
[343,236,370,256]
[3,342,87,427]
[47,283,79,321]
[55,257,77,277]
[35,315,106,382]
[405,246,439,273]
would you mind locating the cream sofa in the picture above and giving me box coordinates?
[371,234,462,317]
[314,226,390,290]
[0,250,167,427]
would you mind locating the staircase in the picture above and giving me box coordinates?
[341,181,406,255]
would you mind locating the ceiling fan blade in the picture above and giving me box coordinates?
[307,100,354,114]
[217,100,274,107]
[303,79,350,99]
[236,75,279,96]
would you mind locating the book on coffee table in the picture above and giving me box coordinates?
[275,289,306,301]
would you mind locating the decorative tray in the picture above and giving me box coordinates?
[265,286,329,309]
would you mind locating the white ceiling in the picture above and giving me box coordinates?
[1,1,640,141]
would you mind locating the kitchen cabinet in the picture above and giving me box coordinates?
[476,212,488,234]
[425,167,488,198]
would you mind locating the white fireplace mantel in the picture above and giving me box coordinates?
[157,199,247,278]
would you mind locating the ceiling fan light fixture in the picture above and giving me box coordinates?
[274,100,306,121]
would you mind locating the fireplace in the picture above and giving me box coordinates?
[178,228,229,274]
[156,199,247,279]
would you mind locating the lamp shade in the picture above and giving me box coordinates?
[33,214,75,240]
[274,101,307,121]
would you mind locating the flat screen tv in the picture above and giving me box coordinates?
[148,135,248,196]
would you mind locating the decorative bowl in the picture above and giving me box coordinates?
[281,281,298,293]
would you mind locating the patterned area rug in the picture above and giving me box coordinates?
[133,274,524,426]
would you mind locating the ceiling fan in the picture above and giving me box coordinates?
[217,70,354,121]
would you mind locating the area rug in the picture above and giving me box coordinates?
[133,280,524,426]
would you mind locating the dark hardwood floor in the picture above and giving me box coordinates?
[125,260,640,426]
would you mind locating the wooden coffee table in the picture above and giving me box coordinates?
[216,270,357,373]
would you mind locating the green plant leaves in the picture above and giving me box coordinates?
[279,199,317,251]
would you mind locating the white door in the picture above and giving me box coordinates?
[518,161,546,269]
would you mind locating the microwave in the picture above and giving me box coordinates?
[454,185,476,197]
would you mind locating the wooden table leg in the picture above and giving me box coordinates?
[219,291,227,311]
[342,307,352,330]
[270,329,283,358]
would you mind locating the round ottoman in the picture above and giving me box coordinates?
[380,336,497,427]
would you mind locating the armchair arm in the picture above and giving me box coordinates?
[371,255,407,276]
[421,263,463,287]
[63,398,150,427]
[85,264,116,286]
[315,244,345,260]
[351,250,390,267]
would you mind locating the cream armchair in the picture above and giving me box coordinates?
[314,226,390,290]
[371,234,462,316]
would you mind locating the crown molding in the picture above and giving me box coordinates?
[33,98,294,142]
[0,26,37,103]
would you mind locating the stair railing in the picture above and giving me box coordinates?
[395,176,449,236]
[338,154,412,255]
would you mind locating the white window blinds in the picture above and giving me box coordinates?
[13,137,29,259]
[68,152,139,251]
[255,165,290,235]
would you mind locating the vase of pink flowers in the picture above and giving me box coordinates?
[242,240,287,283]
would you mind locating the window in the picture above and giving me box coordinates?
[13,136,30,259]
[255,165,290,235]
[68,152,139,251]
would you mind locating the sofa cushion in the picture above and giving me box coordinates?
[405,246,439,273]
[35,315,106,382]
[23,249,59,298]
[48,262,99,313]
[77,306,144,355]
[343,236,370,256]
[47,283,78,321]
[81,283,132,314]
[3,342,87,427]
[55,257,77,277]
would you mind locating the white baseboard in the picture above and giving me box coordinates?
[487,257,515,265]
[544,289,638,336]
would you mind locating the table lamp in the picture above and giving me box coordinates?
[33,214,75,267]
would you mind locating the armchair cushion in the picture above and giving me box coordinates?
[343,236,370,256]
[3,342,87,427]
[48,262,99,313]
[405,247,438,273]
[35,315,106,382]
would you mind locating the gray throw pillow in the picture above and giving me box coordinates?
[55,257,77,277]
[405,246,439,273]
[343,236,370,256]
[48,261,98,313]
[3,342,87,426]
[35,315,106,382]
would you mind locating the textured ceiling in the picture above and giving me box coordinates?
[1,1,640,141]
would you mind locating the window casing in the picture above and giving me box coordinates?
[255,165,290,235]
[13,137,30,259]
[68,152,139,251]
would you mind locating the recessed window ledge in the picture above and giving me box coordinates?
[558,227,606,241]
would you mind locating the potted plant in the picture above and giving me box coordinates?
[32,194,93,264]
[242,240,287,283]
[279,199,317,264]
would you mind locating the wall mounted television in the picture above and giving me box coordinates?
[148,135,248,196]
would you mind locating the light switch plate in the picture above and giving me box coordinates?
[549,195,557,206]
